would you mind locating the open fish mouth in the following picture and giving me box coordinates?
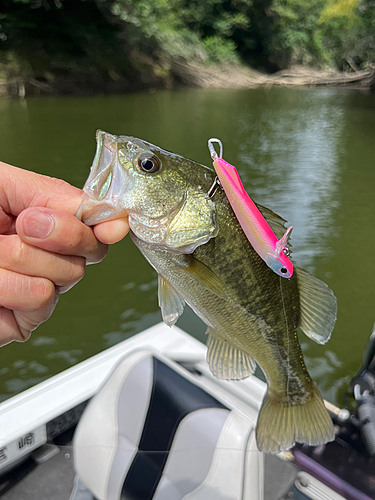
[77,131,219,254]
[76,130,137,225]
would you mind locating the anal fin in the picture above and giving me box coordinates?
[206,330,256,380]
[158,275,185,327]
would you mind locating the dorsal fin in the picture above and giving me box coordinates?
[276,226,293,254]
[256,202,292,251]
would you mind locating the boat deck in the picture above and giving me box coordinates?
[2,323,364,500]
[0,435,298,500]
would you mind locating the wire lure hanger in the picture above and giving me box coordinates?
[207,138,223,198]
[208,138,223,160]
[207,137,294,278]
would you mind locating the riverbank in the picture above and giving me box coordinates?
[172,62,375,92]
[1,62,375,98]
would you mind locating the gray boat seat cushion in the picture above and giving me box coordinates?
[73,349,262,500]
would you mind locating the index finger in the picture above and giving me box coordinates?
[93,218,130,244]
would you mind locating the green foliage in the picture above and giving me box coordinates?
[159,30,209,62]
[319,0,360,23]
[109,0,249,61]
[255,0,375,69]
[0,0,374,89]
[203,36,240,64]
[267,0,330,67]
[318,0,375,69]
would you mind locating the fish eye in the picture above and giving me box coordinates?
[280,267,288,274]
[138,154,161,174]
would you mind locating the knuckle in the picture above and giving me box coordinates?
[50,176,74,192]
[67,226,84,250]
[64,221,92,256]
[15,328,32,343]
[89,244,108,265]
[55,217,107,263]
[3,236,25,268]
[0,269,16,297]
[67,257,86,284]
[57,262,86,293]
[0,308,32,345]
[30,278,56,309]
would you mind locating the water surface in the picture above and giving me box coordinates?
[0,87,374,405]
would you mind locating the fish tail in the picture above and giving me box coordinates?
[256,384,335,454]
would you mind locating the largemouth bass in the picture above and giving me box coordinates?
[78,130,337,454]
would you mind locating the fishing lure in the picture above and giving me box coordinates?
[208,138,293,278]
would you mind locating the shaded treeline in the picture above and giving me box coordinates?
[0,0,374,94]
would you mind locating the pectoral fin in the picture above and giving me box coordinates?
[158,275,185,327]
[206,330,256,380]
[182,255,227,299]
[296,267,337,345]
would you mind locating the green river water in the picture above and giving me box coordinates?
[0,87,374,405]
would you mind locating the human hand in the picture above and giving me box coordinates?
[0,161,129,346]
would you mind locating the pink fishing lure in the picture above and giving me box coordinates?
[208,138,293,278]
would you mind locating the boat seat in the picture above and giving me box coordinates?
[71,349,263,500]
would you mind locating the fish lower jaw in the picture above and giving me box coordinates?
[78,198,122,226]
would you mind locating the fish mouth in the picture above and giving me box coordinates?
[77,130,136,226]
[77,130,184,229]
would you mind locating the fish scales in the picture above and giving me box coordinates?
[79,130,337,453]
[136,189,307,399]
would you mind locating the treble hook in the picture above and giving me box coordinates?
[208,138,223,160]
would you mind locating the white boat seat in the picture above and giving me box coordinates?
[72,349,263,500]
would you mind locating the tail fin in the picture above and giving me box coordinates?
[256,385,335,454]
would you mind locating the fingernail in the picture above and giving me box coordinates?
[23,210,55,239]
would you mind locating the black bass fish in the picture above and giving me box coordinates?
[78,130,337,454]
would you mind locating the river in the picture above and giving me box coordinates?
[0,87,374,406]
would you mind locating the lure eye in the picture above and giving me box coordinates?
[138,154,161,174]
[280,267,288,275]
